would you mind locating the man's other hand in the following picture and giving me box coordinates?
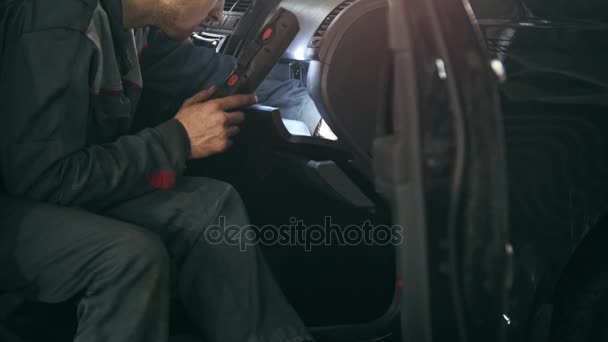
[175,86,258,159]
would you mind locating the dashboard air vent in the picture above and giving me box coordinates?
[309,0,358,47]
[224,0,253,13]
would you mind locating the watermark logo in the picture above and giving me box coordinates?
[204,216,404,251]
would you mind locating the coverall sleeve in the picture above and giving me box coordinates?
[1,30,191,210]
[137,29,321,134]
[139,28,237,102]
[132,28,238,130]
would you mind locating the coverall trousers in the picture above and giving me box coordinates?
[0,177,311,342]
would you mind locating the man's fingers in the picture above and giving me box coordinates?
[225,111,245,126]
[217,94,258,111]
[226,125,241,137]
[183,86,217,107]
[221,139,234,152]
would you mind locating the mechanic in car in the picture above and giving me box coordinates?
[0,0,316,341]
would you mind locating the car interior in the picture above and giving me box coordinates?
[0,0,400,341]
[188,0,398,339]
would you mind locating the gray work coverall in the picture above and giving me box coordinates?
[0,0,314,341]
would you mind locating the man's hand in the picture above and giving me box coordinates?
[175,86,258,159]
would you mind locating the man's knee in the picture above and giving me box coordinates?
[117,229,169,273]
[206,180,249,228]
[182,177,246,215]
[177,178,250,246]
[95,227,170,286]
[216,180,243,205]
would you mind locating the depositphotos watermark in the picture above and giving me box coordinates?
[204,216,404,251]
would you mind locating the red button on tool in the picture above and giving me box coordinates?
[227,74,240,87]
[262,28,273,41]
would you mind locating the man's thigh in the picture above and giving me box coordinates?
[0,195,163,301]
[101,177,249,264]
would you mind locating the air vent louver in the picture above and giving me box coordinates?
[309,0,357,47]
[224,0,253,13]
